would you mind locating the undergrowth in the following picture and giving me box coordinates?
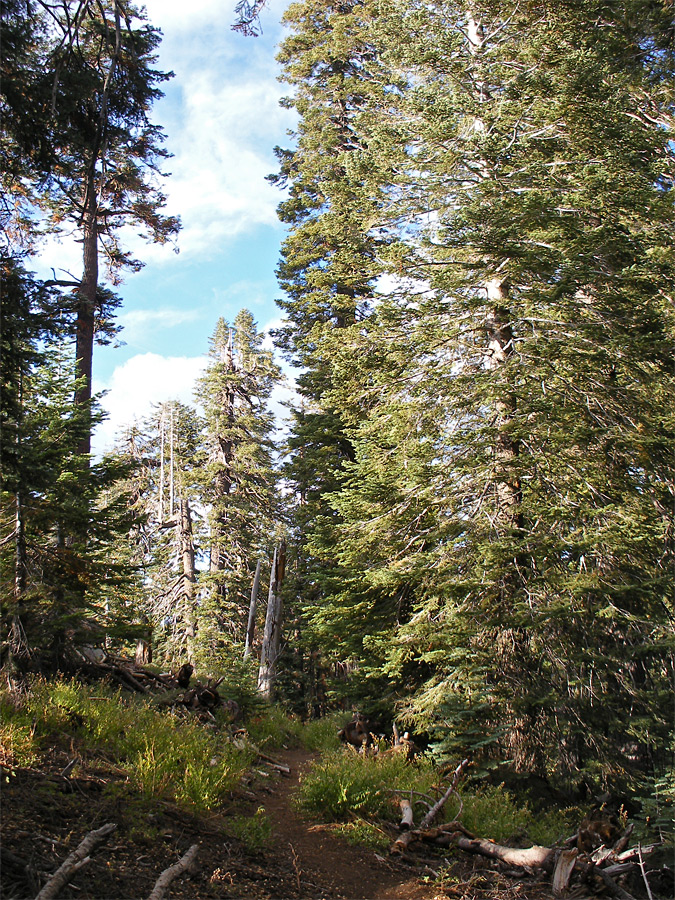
[295,749,577,846]
[0,678,253,812]
[300,711,344,752]
[245,705,303,750]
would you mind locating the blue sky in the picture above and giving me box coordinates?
[35,0,296,452]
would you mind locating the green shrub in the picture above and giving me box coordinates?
[246,706,303,750]
[300,712,344,752]
[296,750,437,821]
[228,806,272,850]
[460,785,580,845]
[0,715,38,767]
[194,656,266,719]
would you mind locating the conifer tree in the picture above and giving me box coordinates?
[278,0,675,786]
[1,258,140,670]
[11,1,179,454]
[194,310,280,663]
[272,0,397,700]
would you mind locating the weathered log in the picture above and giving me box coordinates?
[399,799,414,831]
[110,665,150,694]
[258,752,291,776]
[420,822,475,845]
[35,823,117,900]
[613,824,634,855]
[552,848,578,896]
[455,836,555,870]
[146,844,199,900]
[391,758,469,855]
[595,866,637,900]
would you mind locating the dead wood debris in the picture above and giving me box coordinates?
[35,822,117,900]
[388,760,670,899]
[70,654,242,722]
[146,844,199,900]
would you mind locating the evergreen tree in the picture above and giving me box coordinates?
[1,257,139,670]
[5,1,180,454]
[272,0,397,705]
[194,310,280,664]
[278,0,675,787]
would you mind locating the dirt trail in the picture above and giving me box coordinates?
[2,744,448,899]
[259,748,442,900]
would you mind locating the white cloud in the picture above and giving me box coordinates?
[117,308,201,347]
[93,352,206,454]
[32,231,82,282]
[135,0,295,261]
[159,81,290,258]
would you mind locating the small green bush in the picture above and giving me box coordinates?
[300,712,344,752]
[296,750,437,821]
[228,806,272,851]
[459,785,580,845]
[246,706,303,750]
[0,714,38,767]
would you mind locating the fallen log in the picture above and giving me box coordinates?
[455,836,555,871]
[146,844,199,900]
[35,823,117,900]
[399,799,414,831]
[391,758,468,855]
[419,821,475,845]
[595,867,637,900]
[552,848,578,897]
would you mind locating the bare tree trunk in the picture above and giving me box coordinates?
[159,411,165,523]
[178,497,197,662]
[75,175,98,458]
[210,329,236,586]
[169,406,175,517]
[8,488,30,673]
[258,542,286,699]
[244,558,263,659]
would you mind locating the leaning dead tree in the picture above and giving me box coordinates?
[243,558,263,660]
[257,541,286,700]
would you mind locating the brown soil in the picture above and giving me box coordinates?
[1,744,553,900]
[256,748,442,900]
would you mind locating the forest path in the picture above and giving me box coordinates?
[259,748,441,900]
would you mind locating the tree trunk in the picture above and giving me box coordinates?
[178,497,197,662]
[210,329,236,587]
[75,173,98,458]
[485,279,523,531]
[135,638,152,666]
[257,541,286,699]
[8,488,30,673]
[244,558,263,659]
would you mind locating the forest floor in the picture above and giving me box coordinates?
[1,742,561,900]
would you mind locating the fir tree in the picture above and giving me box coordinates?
[278,0,675,787]
[1,258,140,670]
[194,311,280,664]
[5,1,180,454]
